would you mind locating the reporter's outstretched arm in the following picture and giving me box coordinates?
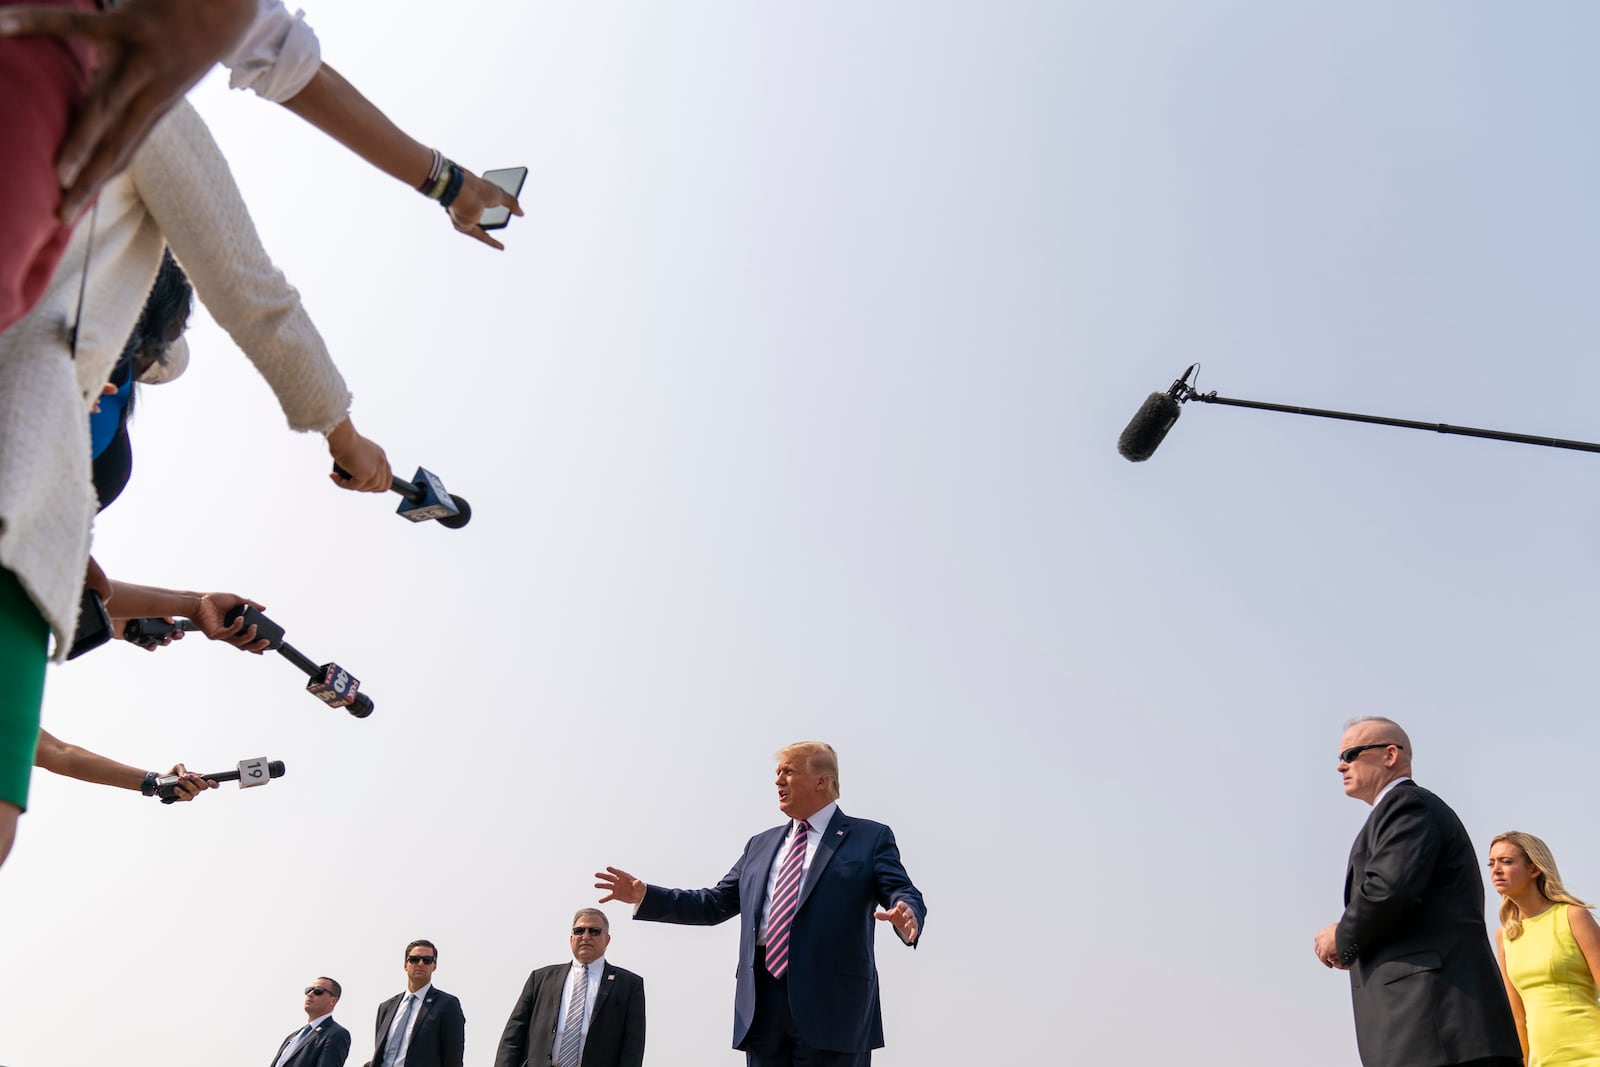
[0,0,256,221]
[103,581,269,653]
[280,62,524,249]
[34,729,214,799]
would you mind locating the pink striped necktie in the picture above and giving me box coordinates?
[764,820,810,978]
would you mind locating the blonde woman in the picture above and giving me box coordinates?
[1491,831,1600,1065]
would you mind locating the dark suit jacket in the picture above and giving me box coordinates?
[271,1016,351,1067]
[1335,780,1520,1067]
[492,960,645,1067]
[635,807,925,1054]
[367,987,465,1067]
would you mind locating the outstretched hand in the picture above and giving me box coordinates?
[0,0,255,221]
[446,168,524,251]
[193,593,269,653]
[596,866,645,905]
[875,900,919,943]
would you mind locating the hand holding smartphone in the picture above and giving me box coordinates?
[478,166,528,230]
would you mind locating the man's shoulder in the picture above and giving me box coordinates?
[319,1017,351,1036]
[426,986,462,1005]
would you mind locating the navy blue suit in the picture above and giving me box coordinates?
[635,808,924,1058]
[271,1017,351,1067]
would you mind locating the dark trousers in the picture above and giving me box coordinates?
[743,947,870,1067]
[1453,1060,1523,1067]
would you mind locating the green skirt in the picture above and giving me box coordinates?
[0,566,46,810]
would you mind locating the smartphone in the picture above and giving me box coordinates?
[479,166,528,230]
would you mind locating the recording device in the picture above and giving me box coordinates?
[1117,364,1600,462]
[123,616,199,649]
[222,604,374,718]
[334,463,472,529]
[66,588,114,660]
[1116,366,1193,462]
[478,166,528,230]
[155,757,285,804]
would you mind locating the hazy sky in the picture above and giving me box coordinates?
[8,3,1600,1065]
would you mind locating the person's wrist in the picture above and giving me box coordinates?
[140,771,158,797]
[439,163,466,211]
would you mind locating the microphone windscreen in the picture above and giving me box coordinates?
[1117,392,1181,462]
[267,760,286,779]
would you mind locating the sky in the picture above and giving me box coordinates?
[7,2,1600,1064]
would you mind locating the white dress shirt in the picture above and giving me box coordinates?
[386,984,431,1067]
[550,956,606,1064]
[1373,775,1413,806]
[759,801,838,942]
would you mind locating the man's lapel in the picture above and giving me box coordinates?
[593,963,618,1019]
[746,825,787,906]
[797,809,849,912]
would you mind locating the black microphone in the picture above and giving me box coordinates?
[1117,364,1197,463]
[334,463,472,529]
[123,617,200,649]
[156,757,285,804]
[223,605,375,718]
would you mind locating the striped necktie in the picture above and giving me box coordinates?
[558,962,588,1067]
[764,820,810,978]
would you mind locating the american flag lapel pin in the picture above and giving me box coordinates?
[607,975,615,981]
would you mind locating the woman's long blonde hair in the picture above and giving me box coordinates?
[1493,831,1592,940]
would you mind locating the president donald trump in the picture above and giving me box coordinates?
[596,741,926,1066]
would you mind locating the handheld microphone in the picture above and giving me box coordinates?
[1116,365,1196,462]
[156,757,285,804]
[222,605,374,718]
[334,464,472,529]
[123,617,199,649]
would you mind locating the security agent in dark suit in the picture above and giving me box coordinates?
[597,741,925,1067]
[365,940,466,1067]
[493,908,646,1067]
[270,977,351,1067]
[1313,717,1522,1067]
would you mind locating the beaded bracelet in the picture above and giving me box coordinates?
[417,148,445,195]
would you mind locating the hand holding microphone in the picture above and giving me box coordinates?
[151,757,285,804]
[333,462,472,529]
[222,605,375,718]
[325,416,392,492]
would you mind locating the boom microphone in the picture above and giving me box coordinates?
[1118,364,1600,462]
[335,463,472,529]
[155,757,285,804]
[223,605,375,718]
[1116,365,1196,462]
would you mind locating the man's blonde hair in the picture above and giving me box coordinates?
[776,741,841,799]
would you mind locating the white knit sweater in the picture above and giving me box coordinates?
[0,99,353,656]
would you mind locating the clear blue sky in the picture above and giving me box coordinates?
[7,3,1600,1064]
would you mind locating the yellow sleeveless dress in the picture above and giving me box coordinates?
[1506,903,1600,1066]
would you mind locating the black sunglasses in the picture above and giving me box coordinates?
[572,927,606,937]
[304,987,332,997]
[406,955,437,965]
[1339,743,1403,764]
